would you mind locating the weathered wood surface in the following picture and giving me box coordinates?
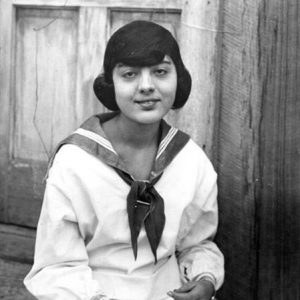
[256,1,300,299]
[178,0,220,157]
[215,0,300,299]
[0,224,35,299]
[0,5,105,227]
[0,224,35,264]
[75,7,105,121]
[7,159,47,227]
[12,0,182,9]
[0,0,13,223]
[110,9,181,37]
[15,8,79,160]
[215,1,260,299]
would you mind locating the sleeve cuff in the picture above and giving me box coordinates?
[193,272,216,287]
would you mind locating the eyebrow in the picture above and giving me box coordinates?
[116,59,172,68]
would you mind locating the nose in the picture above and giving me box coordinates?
[138,70,154,95]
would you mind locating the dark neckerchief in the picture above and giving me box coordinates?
[47,113,190,262]
[114,169,164,263]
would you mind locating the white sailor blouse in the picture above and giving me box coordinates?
[24,113,224,300]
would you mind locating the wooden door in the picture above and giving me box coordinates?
[0,0,220,299]
[0,0,220,227]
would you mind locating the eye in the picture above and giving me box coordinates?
[122,71,137,79]
[154,68,168,77]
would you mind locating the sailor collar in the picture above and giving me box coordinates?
[48,112,190,181]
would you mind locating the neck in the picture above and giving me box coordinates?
[115,114,161,149]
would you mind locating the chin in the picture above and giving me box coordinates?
[133,112,166,125]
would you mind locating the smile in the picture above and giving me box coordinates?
[134,99,160,109]
[135,99,160,104]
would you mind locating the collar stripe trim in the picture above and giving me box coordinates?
[74,128,117,155]
[76,125,179,160]
[156,127,178,159]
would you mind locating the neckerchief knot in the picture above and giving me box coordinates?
[114,169,165,263]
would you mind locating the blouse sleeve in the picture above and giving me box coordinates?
[175,155,225,290]
[24,159,103,300]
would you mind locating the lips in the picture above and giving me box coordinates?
[134,98,160,109]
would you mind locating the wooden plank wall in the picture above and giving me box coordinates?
[256,1,300,298]
[214,0,260,298]
[178,0,220,157]
[215,0,300,299]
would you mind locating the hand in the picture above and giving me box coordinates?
[167,279,215,300]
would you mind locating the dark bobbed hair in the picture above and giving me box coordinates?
[93,20,192,111]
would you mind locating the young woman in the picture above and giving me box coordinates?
[24,20,224,300]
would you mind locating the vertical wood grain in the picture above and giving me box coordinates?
[179,0,221,157]
[0,0,13,222]
[14,8,79,160]
[75,7,106,122]
[216,0,300,299]
[215,1,261,299]
[110,9,180,37]
[257,1,300,298]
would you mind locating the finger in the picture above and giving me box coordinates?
[168,283,213,300]
[167,290,186,300]
[173,281,197,293]
[167,290,198,300]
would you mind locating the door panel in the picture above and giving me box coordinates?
[7,160,46,227]
[110,9,181,37]
[1,1,191,228]
[8,6,106,227]
[14,8,79,160]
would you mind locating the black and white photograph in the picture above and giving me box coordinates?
[0,1,299,299]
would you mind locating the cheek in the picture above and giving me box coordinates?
[114,82,133,101]
[160,77,177,101]
[114,81,124,96]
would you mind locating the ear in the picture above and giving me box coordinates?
[93,74,119,111]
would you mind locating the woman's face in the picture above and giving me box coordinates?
[112,55,177,125]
